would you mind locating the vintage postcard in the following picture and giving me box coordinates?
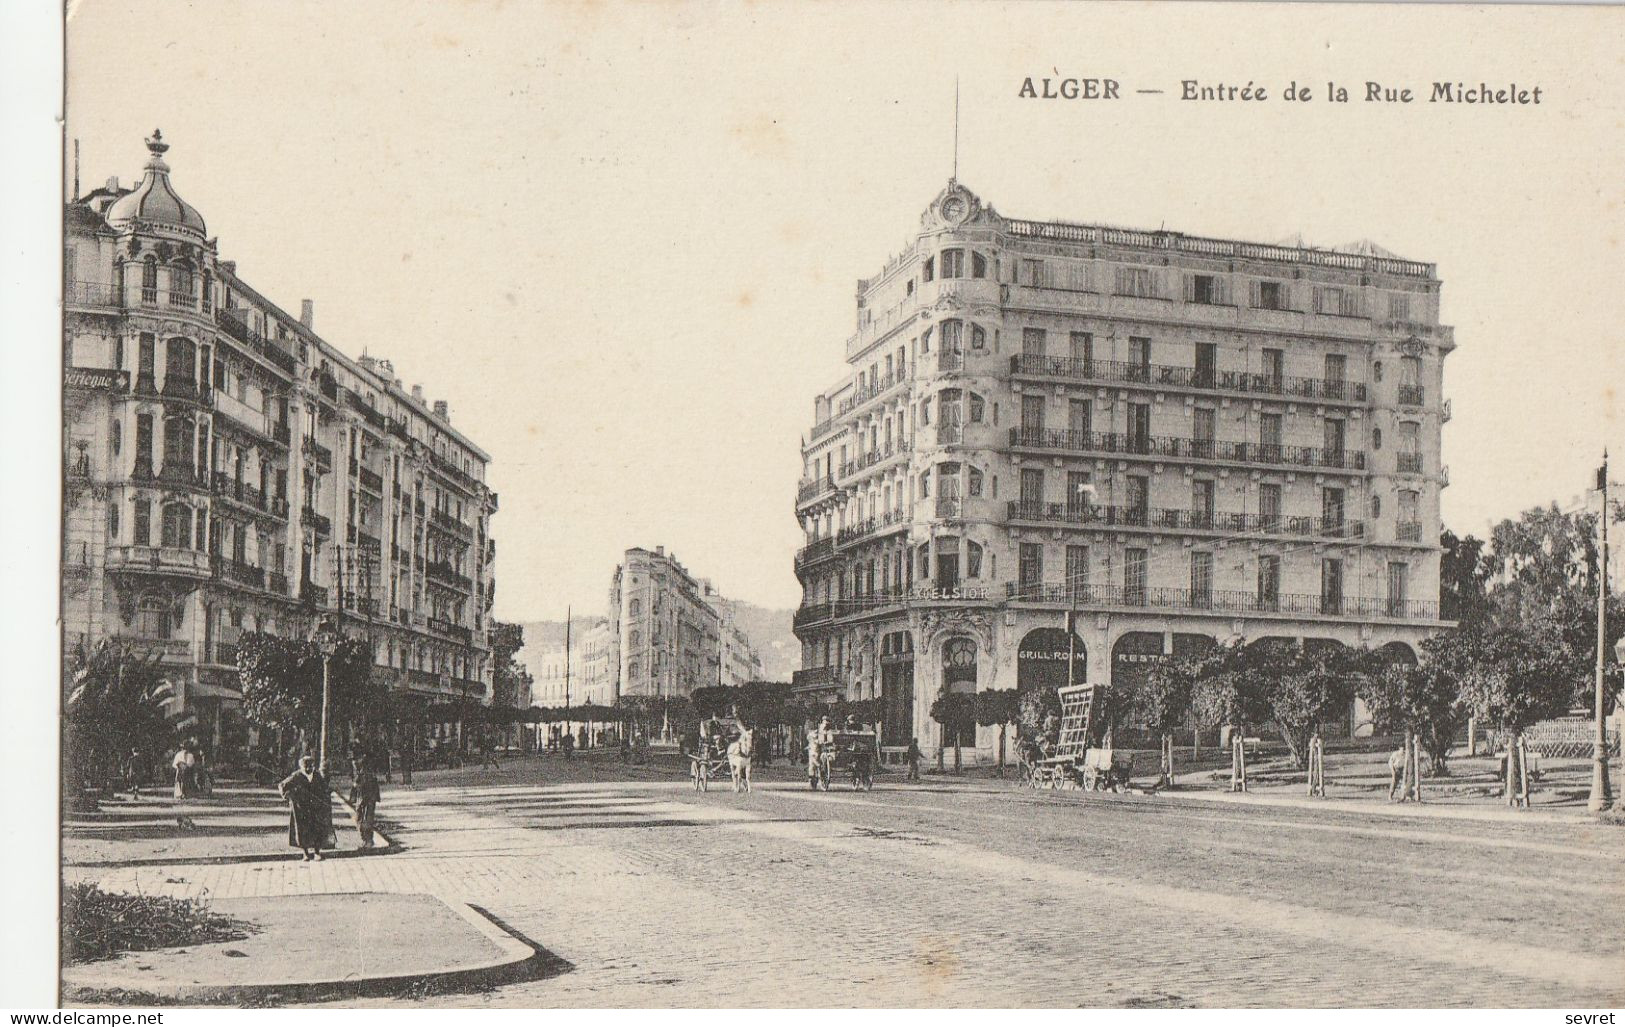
[23,0,1625,1013]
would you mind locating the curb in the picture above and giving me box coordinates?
[62,894,559,1006]
[1104,782,1592,826]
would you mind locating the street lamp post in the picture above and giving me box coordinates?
[1588,458,1612,812]
[309,615,342,774]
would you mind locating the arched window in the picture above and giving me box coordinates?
[629,630,641,649]
[136,595,169,637]
[1371,494,1382,518]
[940,320,964,353]
[108,502,120,540]
[110,418,122,455]
[920,327,932,353]
[630,598,641,618]
[162,502,192,549]
[969,393,985,422]
[1372,427,1383,451]
[1373,360,1384,382]
[141,258,158,303]
[968,467,984,496]
[971,324,987,350]
[972,252,987,278]
[967,541,984,577]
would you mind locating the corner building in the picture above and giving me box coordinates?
[62,132,499,750]
[792,182,1452,763]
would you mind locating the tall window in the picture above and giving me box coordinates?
[1260,413,1283,460]
[1194,342,1217,386]
[1322,487,1346,534]
[1019,467,1044,510]
[1192,408,1216,457]
[1323,418,1346,463]
[1065,545,1089,590]
[1066,470,1093,515]
[1018,543,1043,588]
[1321,558,1344,615]
[1259,483,1282,529]
[1127,403,1151,452]
[1068,399,1091,437]
[1126,475,1150,524]
[1020,394,1045,434]
[940,249,965,279]
[1125,549,1148,605]
[1192,480,1215,527]
[1022,327,1047,358]
[1253,280,1288,311]
[134,413,154,477]
[1260,348,1284,390]
[1129,337,1152,379]
[1190,552,1213,607]
[1257,555,1281,610]
[1387,562,1409,616]
[134,499,151,547]
[1069,331,1093,367]
[136,596,169,637]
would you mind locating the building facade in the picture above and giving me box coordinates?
[63,131,499,751]
[532,620,616,707]
[702,584,767,688]
[792,182,1452,761]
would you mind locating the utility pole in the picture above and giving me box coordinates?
[1589,453,1613,812]
[564,605,572,738]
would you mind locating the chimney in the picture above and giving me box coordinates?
[433,400,448,421]
[300,299,314,328]
[655,546,665,557]
[411,384,424,403]
[105,175,120,192]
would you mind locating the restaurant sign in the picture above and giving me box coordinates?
[64,367,130,392]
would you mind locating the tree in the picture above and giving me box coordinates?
[235,631,385,765]
[1127,655,1198,787]
[929,687,978,772]
[1016,685,1061,749]
[1485,505,1625,708]
[1358,639,1466,777]
[1440,529,1495,630]
[975,688,1019,772]
[1190,640,1272,737]
[1449,624,1574,803]
[1263,643,1369,771]
[64,642,178,804]
[489,621,534,749]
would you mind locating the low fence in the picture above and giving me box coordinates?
[1487,717,1620,759]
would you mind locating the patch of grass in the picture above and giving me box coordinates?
[62,882,255,965]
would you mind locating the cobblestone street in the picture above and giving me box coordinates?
[72,756,1625,1007]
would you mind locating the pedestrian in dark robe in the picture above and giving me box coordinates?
[347,756,381,849]
[277,755,336,861]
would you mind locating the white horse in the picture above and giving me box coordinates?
[727,728,754,793]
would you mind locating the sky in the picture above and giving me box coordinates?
[63,0,1624,619]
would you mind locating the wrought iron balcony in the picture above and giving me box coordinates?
[301,507,332,535]
[1008,353,1367,404]
[269,571,289,594]
[427,560,473,592]
[836,365,908,417]
[1007,427,1366,472]
[272,421,291,446]
[429,507,473,539]
[358,466,384,494]
[793,603,835,629]
[213,557,266,589]
[157,462,210,489]
[1396,452,1423,474]
[1003,500,1365,540]
[1397,384,1425,406]
[300,581,329,607]
[936,351,964,373]
[797,475,838,505]
[794,536,836,569]
[1396,521,1424,542]
[302,436,332,466]
[1004,580,1438,621]
[936,424,963,445]
[214,309,298,375]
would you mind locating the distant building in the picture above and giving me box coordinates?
[532,620,615,707]
[533,546,766,706]
[62,131,499,751]
[793,181,1452,761]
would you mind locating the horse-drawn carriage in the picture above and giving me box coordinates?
[1023,684,1134,792]
[689,717,758,792]
[810,730,876,791]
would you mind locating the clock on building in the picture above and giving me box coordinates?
[941,195,966,222]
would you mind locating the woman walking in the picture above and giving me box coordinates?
[277,755,336,862]
[348,756,381,850]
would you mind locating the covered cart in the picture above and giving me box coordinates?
[811,730,876,791]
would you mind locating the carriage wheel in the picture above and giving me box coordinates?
[819,763,831,791]
[698,763,710,792]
